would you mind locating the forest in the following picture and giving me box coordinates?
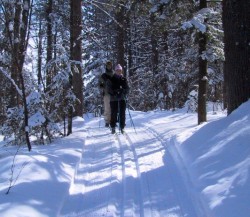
[0,0,249,151]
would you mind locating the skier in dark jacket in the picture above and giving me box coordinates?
[108,64,129,134]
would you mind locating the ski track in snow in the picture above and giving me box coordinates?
[59,118,205,217]
[145,127,201,217]
[116,132,144,217]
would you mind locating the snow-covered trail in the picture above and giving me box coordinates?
[59,114,202,217]
[2,105,248,217]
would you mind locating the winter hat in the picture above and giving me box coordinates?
[115,64,123,71]
[106,60,112,66]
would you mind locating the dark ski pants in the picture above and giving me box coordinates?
[110,100,126,129]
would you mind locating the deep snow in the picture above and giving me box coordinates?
[0,101,249,217]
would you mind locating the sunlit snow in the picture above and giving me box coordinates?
[0,101,249,217]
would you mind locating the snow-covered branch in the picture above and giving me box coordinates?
[0,67,23,96]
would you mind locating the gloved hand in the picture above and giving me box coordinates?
[115,88,123,96]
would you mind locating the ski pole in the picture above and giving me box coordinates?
[118,99,121,133]
[99,105,102,128]
[126,99,137,133]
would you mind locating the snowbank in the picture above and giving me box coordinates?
[0,101,249,217]
[180,101,250,217]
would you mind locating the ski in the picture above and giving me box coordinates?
[121,131,129,141]
[112,131,119,140]
[111,131,129,142]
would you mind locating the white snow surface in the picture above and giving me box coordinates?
[0,101,250,217]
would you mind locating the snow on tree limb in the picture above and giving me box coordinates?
[0,67,22,96]
[182,8,218,33]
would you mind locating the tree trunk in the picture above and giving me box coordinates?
[70,0,83,117]
[46,0,53,87]
[68,73,73,135]
[9,1,22,107]
[19,0,32,151]
[150,13,159,109]
[126,7,132,78]
[115,2,126,76]
[198,0,208,124]
[68,0,83,135]
[222,0,250,114]
[150,14,159,76]
[38,20,43,86]
[9,0,32,151]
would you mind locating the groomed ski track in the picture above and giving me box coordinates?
[59,116,207,217]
